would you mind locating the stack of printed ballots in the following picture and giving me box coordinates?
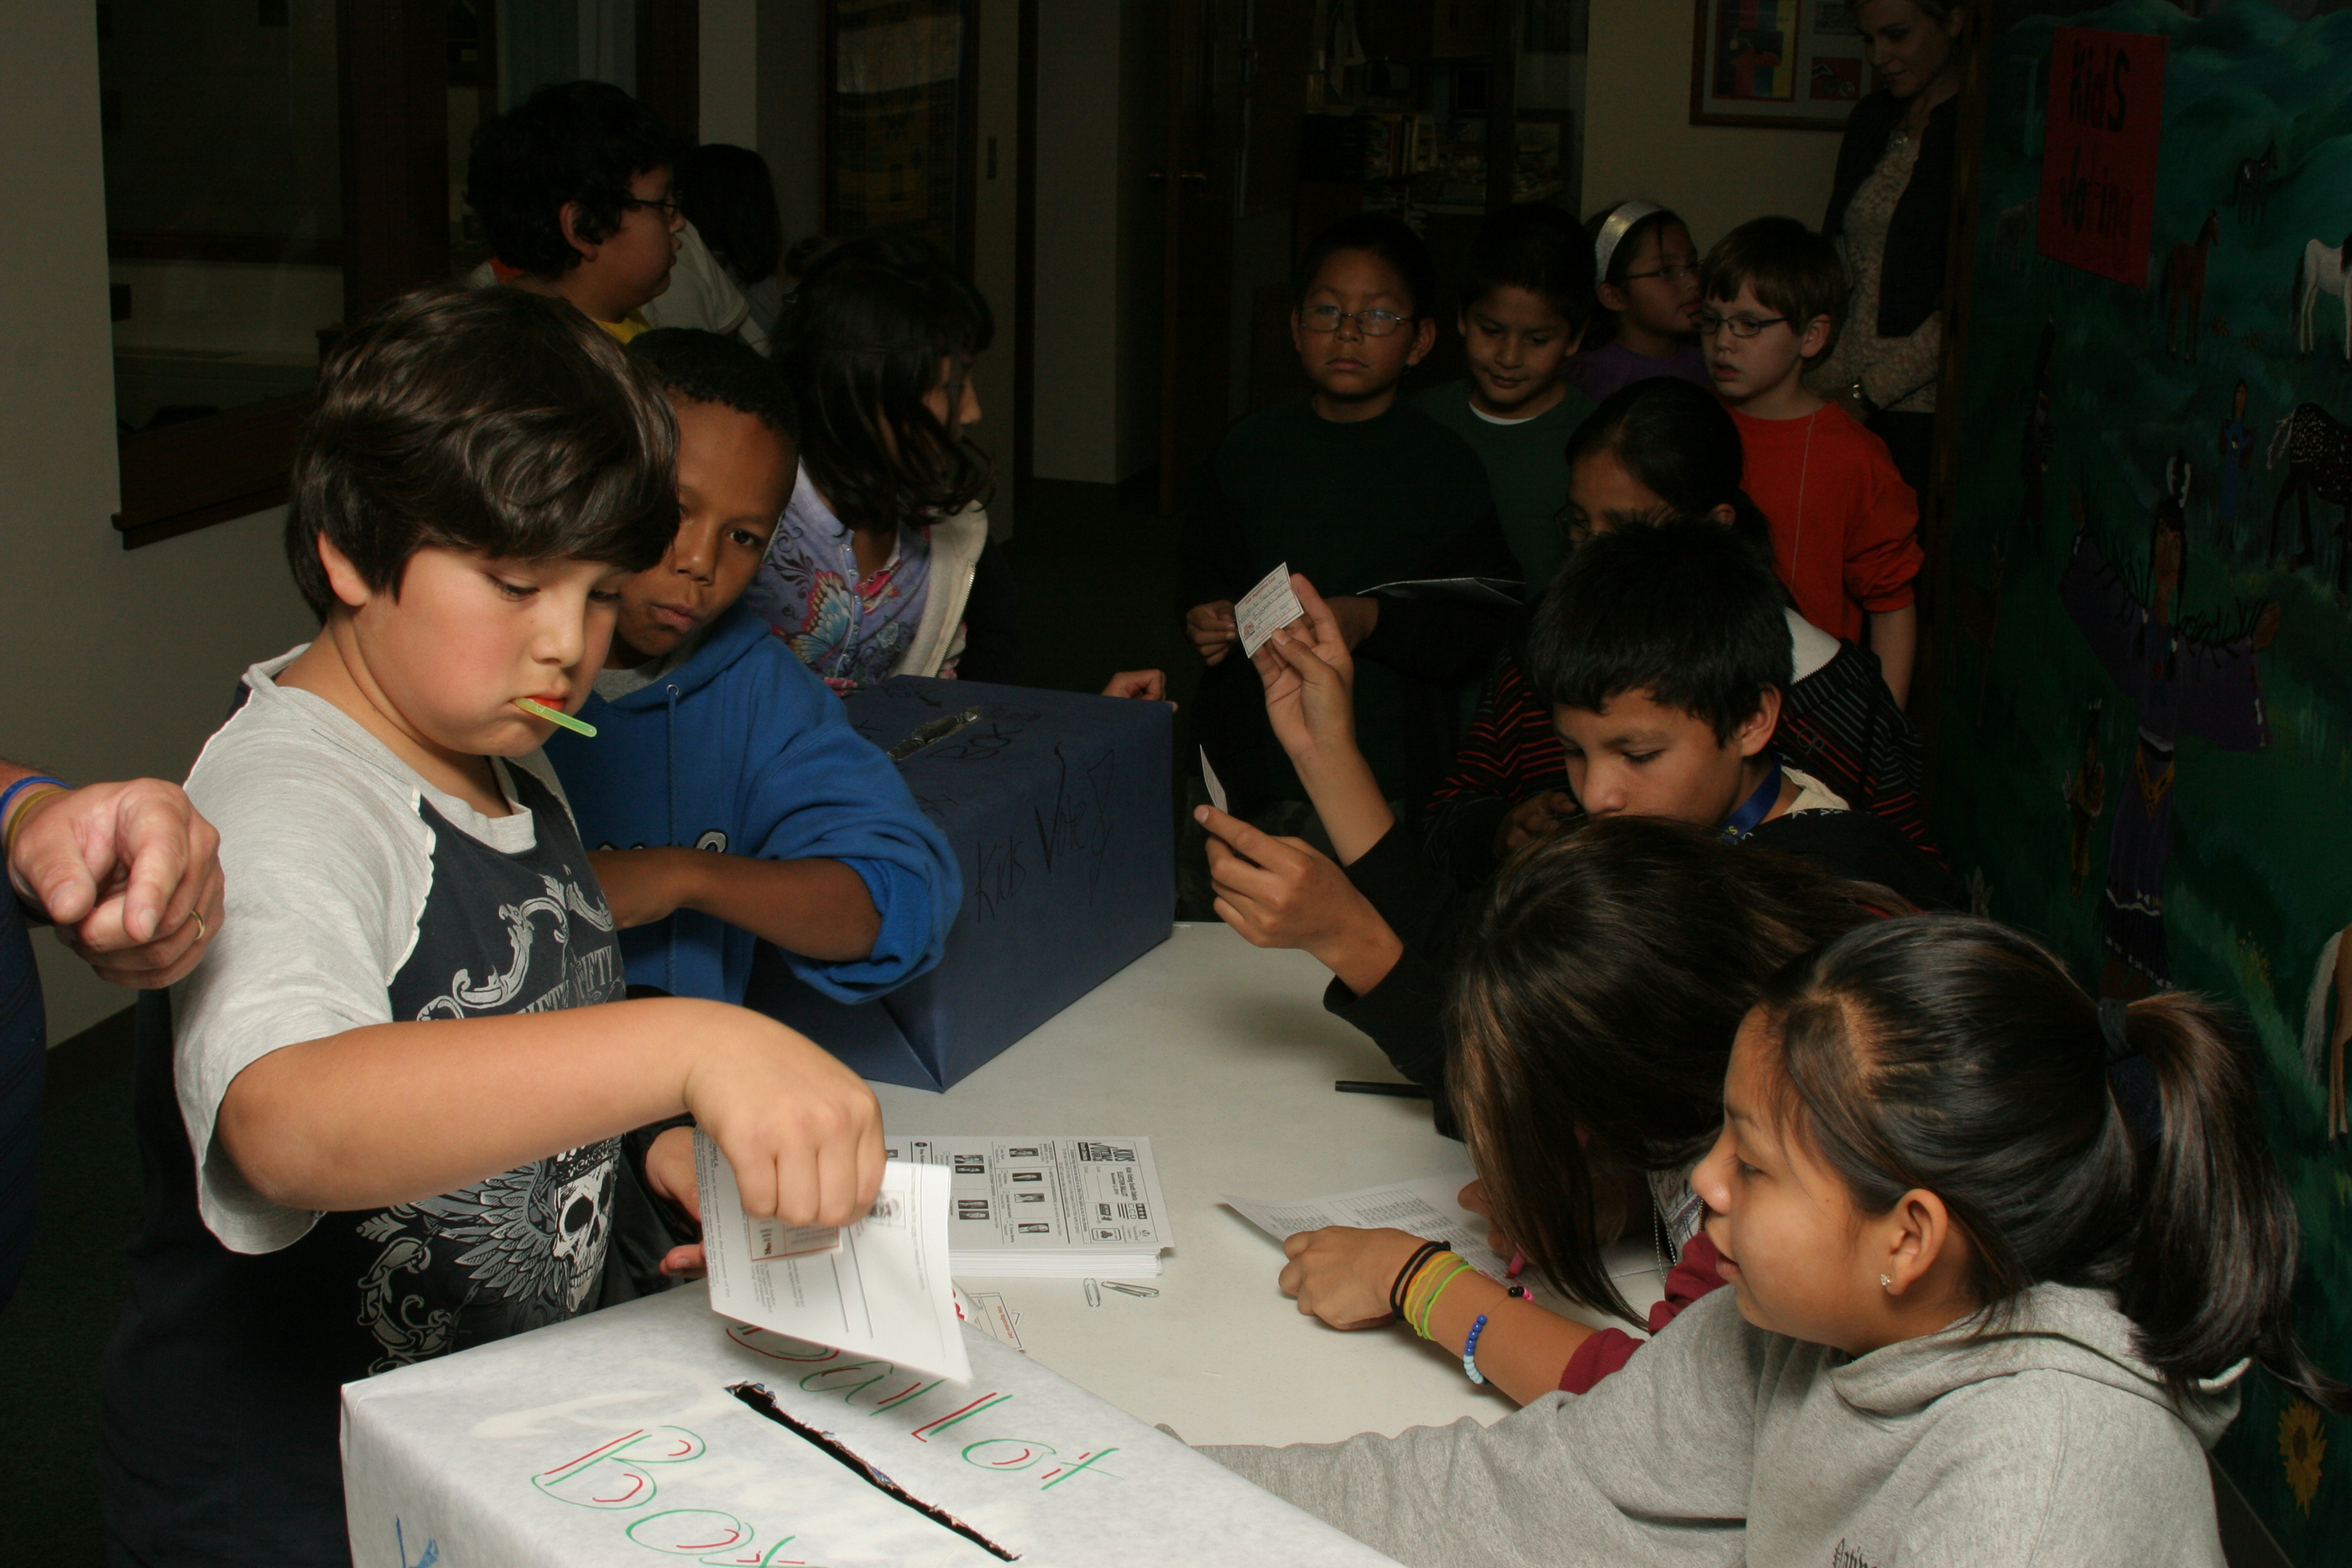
[889,1134,1174,1279]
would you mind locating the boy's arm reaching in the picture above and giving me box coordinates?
[215,996,881,1227]
[592,850,883,961]
[1870,605,1917,706]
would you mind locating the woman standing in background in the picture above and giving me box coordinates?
[1813,0,1968,499]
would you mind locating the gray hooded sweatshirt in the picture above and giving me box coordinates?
[1206,1284,2241,1567]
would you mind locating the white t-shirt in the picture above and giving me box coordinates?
[175,650,622,1267]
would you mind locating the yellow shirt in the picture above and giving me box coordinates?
[598,312,653,344]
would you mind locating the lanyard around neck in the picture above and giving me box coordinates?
[1719,754,1785,843]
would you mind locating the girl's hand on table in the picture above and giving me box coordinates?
[1279,1225,1426,1331]
[1457,1177,1514,1258]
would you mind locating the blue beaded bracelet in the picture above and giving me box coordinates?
[1462,1311,1491,1385]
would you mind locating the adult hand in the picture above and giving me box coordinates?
[9,779,223,988]
[1100,669,1168,701]
[1279,1225,1425,1330]
[1197,805,1400,996]
[683,1013,884,1229]
[1494,790,1579,858]
[1250,576,1357,763]
[1458,1178,1513,1259]
[587,848,694,929]
[644,1124,707,1279]
[1184,601,1239,666]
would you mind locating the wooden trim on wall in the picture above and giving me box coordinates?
[1012,0,1039,492]
[113,394,307,550]
[638,0,701,144]
[339,0,451,325]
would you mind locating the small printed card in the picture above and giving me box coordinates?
[1199,747,1229,814]
[1233,562,1307,657]
[746,1217,842,1263]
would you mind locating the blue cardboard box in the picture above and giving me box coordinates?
[743,677,1175,1089]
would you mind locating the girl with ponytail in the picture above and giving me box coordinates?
[1208,915,2346,1567]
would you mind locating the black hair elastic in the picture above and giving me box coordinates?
[1390,1241,1447,1321]
[2099,998,2163,1147]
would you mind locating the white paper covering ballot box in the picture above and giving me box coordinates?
[341,1284,1401,1567]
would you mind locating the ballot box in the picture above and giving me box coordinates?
[340,1283,1400,1568]
[746,678,1175,1090]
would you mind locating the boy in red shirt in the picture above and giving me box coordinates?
[1702,217,1921,703]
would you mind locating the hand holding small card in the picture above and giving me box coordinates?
[1233,563,1309,657]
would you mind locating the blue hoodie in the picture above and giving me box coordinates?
[543,602,960,1006]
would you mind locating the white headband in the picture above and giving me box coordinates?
[1594,201,1665,279]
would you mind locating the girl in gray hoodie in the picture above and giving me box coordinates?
[1208,916,2350,1565]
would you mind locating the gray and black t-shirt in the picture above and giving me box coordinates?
[101,649,629,1568]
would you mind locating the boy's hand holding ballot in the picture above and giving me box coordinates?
[1196,574,1402,998]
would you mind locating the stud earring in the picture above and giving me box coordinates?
[1879,1274,1892,1289]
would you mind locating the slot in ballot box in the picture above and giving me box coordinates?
[746,677,1175,1090]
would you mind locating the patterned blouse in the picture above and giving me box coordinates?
[748,481,936,693]
[1813,128,1944,415]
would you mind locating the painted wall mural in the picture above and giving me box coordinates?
[1937,3,2352,1555]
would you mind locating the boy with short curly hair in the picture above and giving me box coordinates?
[466,79,691,340]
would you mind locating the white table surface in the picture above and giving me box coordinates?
[868,921,1665,1450]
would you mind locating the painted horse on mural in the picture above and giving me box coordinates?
[2294,235,2352,359]
[2266,402,2352,594]
[2160,211,2221,362]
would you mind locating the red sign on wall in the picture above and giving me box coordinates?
[2037,28,2167,286]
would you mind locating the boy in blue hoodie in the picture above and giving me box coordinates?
[544,328,958,1005]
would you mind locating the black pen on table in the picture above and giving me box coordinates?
[1334,1079,1430,1098]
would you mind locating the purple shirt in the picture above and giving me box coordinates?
[1562,341,1712,404]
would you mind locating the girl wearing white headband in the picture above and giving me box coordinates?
[1562,201,1709,405]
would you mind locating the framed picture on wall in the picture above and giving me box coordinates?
[823,0,979,268]
[1688,0,1869,130]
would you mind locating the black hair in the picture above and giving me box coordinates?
[1581,201,1689,348]
[1561,377,1773,552]
[1450,817,1887,1321]
[1700,216,1849,363]
[776,233,993,539]
[1760,917,2351,1410]
[628,328,795,438]
[1458,203,1596,333]
[677,143,784,286]
[1294,212,1439,320]
[466,81,689,278]
[1525,515,1793,740]
[285,286,679,620]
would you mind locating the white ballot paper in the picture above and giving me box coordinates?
[1198,746,1228,814]
[1233,560,1308,656]
[1222,1169,1512,1278]
[342,1284,1400,1567]
[889,1135,1173,1277]
[697,1134,970,1382]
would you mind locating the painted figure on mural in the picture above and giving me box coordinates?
[2302,924,2352,1142]
[2060,487,2276,997]
[2063,697,2105,899]
[2219,379,2254,546]
[2022,319,2057,536]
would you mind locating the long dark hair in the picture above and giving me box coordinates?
[1562,378,1772,551]
[1449,818,1888,1322]
[1760,916,2350,1409]
[678,143,784,285]
[774,234,993,539]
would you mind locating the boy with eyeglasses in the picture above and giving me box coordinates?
[465,80,690,343]
[1701,216,1921,704]
[1178,213,1509,824]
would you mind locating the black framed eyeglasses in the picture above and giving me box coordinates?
[622,195,684,224]
[1300,303,1412,337]
[1694,310,1789,339]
